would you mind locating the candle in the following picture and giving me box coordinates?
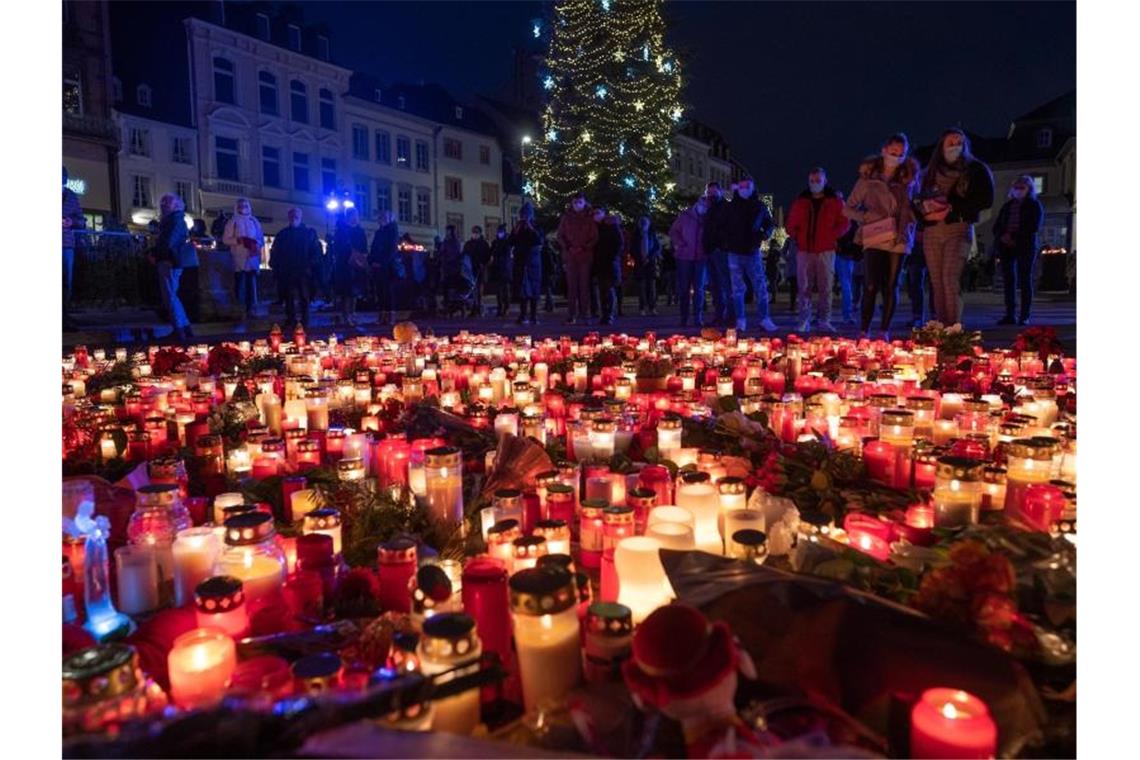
[910,688,997,759]
[583,602,633,684]
[494,412,519,441]
[115,545,159,616]
[1004,438,1059,515]
[486,520,522,570]
[377,538,417,613]
[194,575,250,639]
[534,519,571,556]
[212,493,245,526]
[724,509,765,559]
[303,508,343,555]
[461,557,512,695]
[645,520,695,550]
[614,536,672,624]
[932,457,984,528]
[167,628,237,710]
[590,418,617,461]
[417,613,483,734]
[510,567,582,713]
[424,447,464,523]
[216,512,286,610]
[172,527,222,608]
[676,475,721,554]
[511,535,548,571]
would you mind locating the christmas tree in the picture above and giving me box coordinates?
[525,0,684,221]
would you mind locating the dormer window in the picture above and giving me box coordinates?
[454,105,463,120]
[316,35,330,61]
[256,13,270,41]
[287,24,301,51]
[1036,128,1053,149]
[374,88,383,103]
[136,84,152,108]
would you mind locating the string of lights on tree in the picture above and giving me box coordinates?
[524,0,684,220]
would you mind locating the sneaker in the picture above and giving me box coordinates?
[797,319,811,333]
[881,330,891,343]
[817,321,837,334]
[759,318,778,332]
[997,316,1016,326]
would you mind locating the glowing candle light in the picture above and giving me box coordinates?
[509,568,581,713]
[614,536,673,624]
[167,628,237,710]
[172,527,222,608]
[193,575,250,639]
[675,474,721,554]
[909,688,997,759]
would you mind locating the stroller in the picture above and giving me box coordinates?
[440,267,477,317]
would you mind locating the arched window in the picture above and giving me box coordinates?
[258,71,278,115]
[290,80,308,123]
[213,56,235,104]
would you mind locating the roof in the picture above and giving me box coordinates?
[914,130,1010,166]
[1013,90,1076,125]
[347,73,500,138]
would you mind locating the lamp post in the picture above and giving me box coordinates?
[520,136,532,200]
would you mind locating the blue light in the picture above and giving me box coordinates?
[643,44,650,61]
[595,85,607,99]
[533,23,541,39]
[543,75,555,91]
[343,199,355,209]
[601,0,610,10]
[618,142,625,156]
[325,199,340,211]
[663,61,673,73]
[546,129,558,141]
[624,176,635,188]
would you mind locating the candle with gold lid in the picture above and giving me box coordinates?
[932,457,985,528]
[63,644,167,736]
[486,519,522,569]
[511,534,548,571]
[216,512,286,610]
[534,519,571,556]
[879,409,916,446]
[417,613,482,735]
[194,575,250,639]
[1004,437,1060,515]
[509,567,581,712]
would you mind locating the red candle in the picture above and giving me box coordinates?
[599,548,619,603]
[251,457,279,480]
[910,688,997,759]
[325,428,346,461]
[377,538,417,613]
[1020,483,1066,532]
[195,575,251,639]
[461,556,514,702]
[848,530,890,562]
[637,465,673,508]
[863,440,895,484]
[905,503,935,529]
[843,512,893,542]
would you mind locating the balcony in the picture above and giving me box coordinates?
[63,112,119,144]
[201,177,251,196]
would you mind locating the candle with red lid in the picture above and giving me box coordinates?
[910,688,997,759]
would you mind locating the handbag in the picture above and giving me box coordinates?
[349,249,369,271]
[861,216,896,250]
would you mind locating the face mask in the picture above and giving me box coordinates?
[808,181,824,194]
[738,185,754,198]
[943,145,964,162]
[573,201,585,212]
[881,152,902,167]
[695,204,707,216]
[1012,189,1027,200]
[497,232,506,239]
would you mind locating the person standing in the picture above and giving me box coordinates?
[369,210,405,325]
[151,193,195,343]
[270,207,322,329]
[721,177,777,333]
[488,223,513,317]
[541,237,558,313]
[702,181,731,327]
[592,208,625,326]
[509,203,544,325]
[632,215,662,315]
[905,226,931,329]
[992,175,1045,325]
[834,222,862,324]
[918,128,995,326]
[463,225,491,317]
[62,166,86,331]
[331,208,368,327]
[222,198,264,324]
[668,197,709,328]
[785,167,850,333]
[843,133,919,341]
[556,192,599,324]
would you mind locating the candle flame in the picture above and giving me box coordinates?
[941,702,960,719]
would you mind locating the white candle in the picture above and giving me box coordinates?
[494,413,519,441]
[724,509,766,558]
[213,492,245,525]
[172,528,222,608]
[290,489,321,520]
[510,569,582,713]
[115,545,159,616]
[676,482,721,554]
[614,536,673,624]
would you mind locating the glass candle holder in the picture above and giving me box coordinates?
[579,500,608,570]
[602,506,635,553]
[638,464,673,507]
[534,469,561,518]
[461,556,512,682]
[486,520,522,569]
[521,413,547,445]
[980,466,1007,512]
[424,447,463,524]
[724,509,765,559]
[303,508,343,555]
[544,483,576,530]
[217,512,287,611]
[115,545,159,616]
[337,456,366,482]
[932,457,985,528]
[626,487,657,533]
[511,535,548,571]
[292,652,344,697]
[194,575,250,639]
[62,644,167,736]
[1004,438,1059,515]
[172,527,222,609]
[716,476,747,547]
[583,602,634,684]
[129,483,192,592]
[556,460,581,511]
[534,519,571,556]
[417,613,483,735]
[494,412,519,441]
[614,536,672,624]
[590,418,617,461]
[676,475,721,554]
[492,489,524,528]
[905,396,937,440]
[909,687,997,759]
[377,537,417,613]
[167,628,237,710]
[509,567,582,713]
[879,409,916,446]
[732,528,769,565]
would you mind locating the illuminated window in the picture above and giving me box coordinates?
[63,69,83,115]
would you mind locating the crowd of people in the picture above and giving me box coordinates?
[63,127,1048,341]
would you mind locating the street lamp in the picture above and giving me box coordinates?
[520,136,533,200]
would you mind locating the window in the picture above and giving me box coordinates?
[262,146,281,187]
[415,188,431,226]
[484,216,501,233]
[287,24,301,51]
[128,127,150,157]
[174,180,193,210]
[397,186,412,223]
[215,136,239,181]
[444,138,463,160]
[316,35,330,61]
[414,140,429,172]
[397,95,406,110]
[374,88,383,103]
[111,77,122,103]
[479,145,491,165]
[445,176,463,201]
[290,80,308,123]
[321,157,337,195]
[136,84,151,108]
[375,130,391,164]
[1031,175,1047,195]
[293,152,310,191]
[446,212,464,231]
[131,175,152,208]
[375,182,391,214]
[258,71,278,115]
[354,181,370,218]
[319,88,335,129]
[171,136,191,164]
[351,124,369,160]
[481,182,500,207]
[63,69,83,115]
[396,135,411,167]
[213,57,235,104]
[1036,128,1053,149]
[255,13,270,40]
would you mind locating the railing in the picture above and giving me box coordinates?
[71,230,157,309]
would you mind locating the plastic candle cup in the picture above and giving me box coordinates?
[656,414,683,463]
[879,409,916,446]
[494,412,519,441]
[216,512,286,612]
[417,613,483,735]
[194,575,250,639]
[509,567,582,713]
[337,456,366,482]
[1004,438,1060,515]
[676,473,721,554]
[114,545,159,616]
[646,519,695,549]
[980,467,1008,512]
[511,535,549,572]
[578,500,608,570]
[602,506,636,554]
[638,465,673,508]
[172,527,222,608]
[614,536,672,624]
[724,509,765,559]
[716,477,748,548]
[933,457,985,528]
[303,508,343,555]
[732,528,769,564]
[545,483,576,530]
[534,519,571,556]
[167,628,237,710]
[910,688,997,759]
[289,489,322,522]
[424,447,464,524]
[461,557,512,691]
[491,489,524,529]
[377,538,417,613]
[486,520,522,571]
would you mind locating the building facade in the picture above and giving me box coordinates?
[114,111,202,226]
[671,120,734,198]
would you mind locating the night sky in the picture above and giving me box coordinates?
[300,0,1076,208]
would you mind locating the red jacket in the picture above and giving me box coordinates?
[785,186,850,254]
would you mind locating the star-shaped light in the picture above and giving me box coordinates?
[633,100,645,112]
[582,130,591,142]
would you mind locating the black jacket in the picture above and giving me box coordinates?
[992,196,1045,257]
[488,236,512,279]
[369,221,405,277]
[716,192,775,254]
[594,221,625,278]
[702,196,729,252]
[271,223,322,276]
[920,159,995,226]
[630,227,662,271]
[463,238,491,277]
[154,212,190,266]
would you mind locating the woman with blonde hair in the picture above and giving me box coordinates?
[222,197,264,323]
[151,193,195,342]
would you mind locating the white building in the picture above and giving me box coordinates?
[184,15,352,233]
[114,108,201,226]
[671,120,735,198]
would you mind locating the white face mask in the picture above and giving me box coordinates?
[573,201,585,212]
[695,204,708,216]
[738,184,754,198]
[943,145,964,162]
[808,181,824,194]
[881,152,902,167]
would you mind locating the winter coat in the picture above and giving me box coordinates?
[153,211,191,267]
[786,186,850,254]
[439,237,473,285]
[594,219,625,279]
[716,192,775,255]
[271,224,322,278]
[669,205,706,262]
[630,227,662,278]
[702,196,729,252]
[843,156,919,254]
[992,196,1045,258]
[556,204,599,261]
[919,159,995,226]
[509,222,544,298]
[463,238,491,278]
[488,236,512,280]
[223,213,265,272]
[331,223,368,291]
[63,187,85,249]
[369,221,406,278]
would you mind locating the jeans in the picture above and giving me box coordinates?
[63,247,75,307]
[157,262,190,330]
[233,271,256,316]
[1001,250,1037,320]
[727,251,769,330]
[796,250,835,325]
[924,222,973,325]
[834,255,856,320]
[565,253,593,320]
[675,259,708,325]
[596,270,618,321]
[861,249,905,333]
[637,272,658,312]
[178,266,200,323]
[707,249,732,324]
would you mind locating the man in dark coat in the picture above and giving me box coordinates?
[719,177,777,332]
[631,215,662,315]
[593,208,625,326]
[462,225,491,317]
[270,207,323,329]
[701,181,731,326]
[992,175,1045,325]
[369,210,405,324]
